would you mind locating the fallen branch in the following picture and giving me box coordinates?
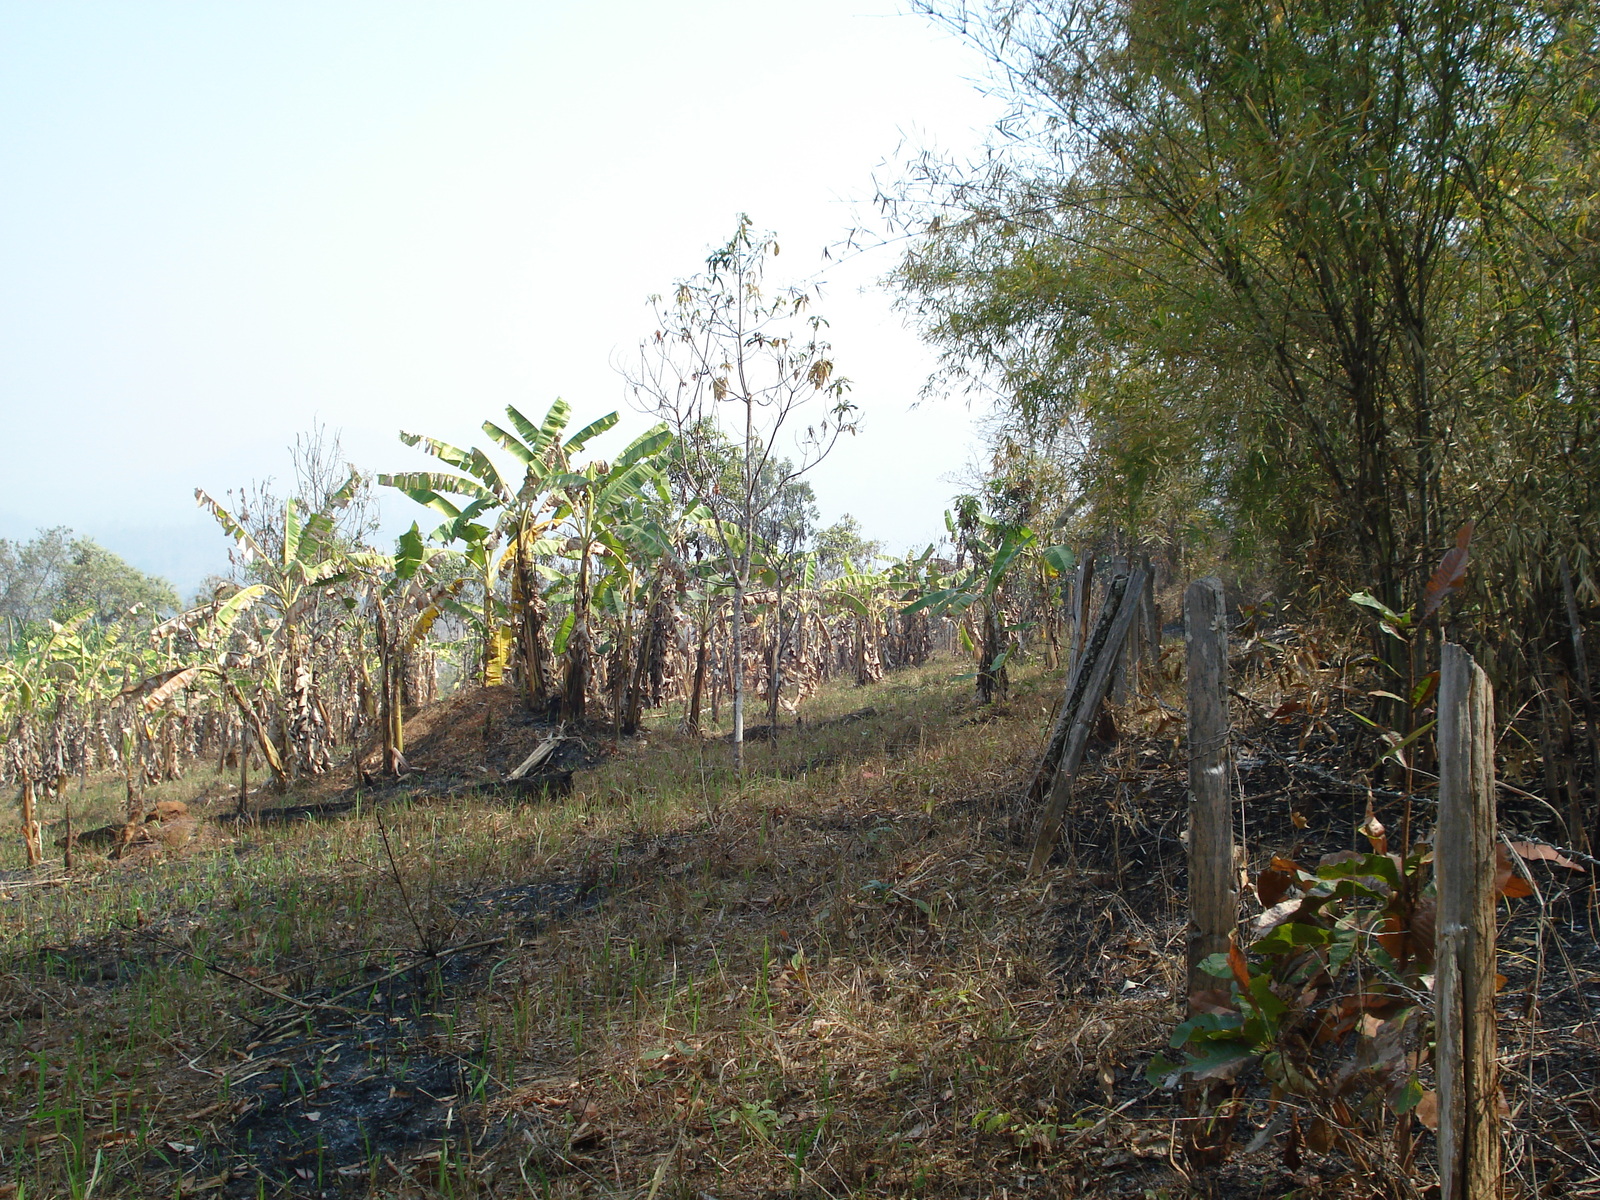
[507,735,562,781]
[136,931,365,1021]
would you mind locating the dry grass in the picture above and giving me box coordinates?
[4,643,1597,1198]
[0,659,1198,1198]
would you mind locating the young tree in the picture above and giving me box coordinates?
[631,217,857,777]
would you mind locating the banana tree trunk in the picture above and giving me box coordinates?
[238,726,252,818]
[766,577,785,729]
[613,602,634,737]
[977,599,1005,703]
[482,564,495,689]
[564,552,592,721]
[516,525,552,710]
[389,658,406,769]
[18,773,41,868]
[224,677,289,791]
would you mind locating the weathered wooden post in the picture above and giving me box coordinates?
[1435,642,1502,1200]
[1184,577,1234,1008]
[1027,568,1147,875]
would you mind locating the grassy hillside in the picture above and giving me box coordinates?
[0,650,1593,1198]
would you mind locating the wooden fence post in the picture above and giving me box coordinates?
[1184,577,1234,1008]
[1435,642,1502,1200]
[1027,568,1148,875]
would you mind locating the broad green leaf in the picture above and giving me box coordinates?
[283,499,304,566]
[211,584,268,642]
[1040,544,1077,576]
[195,489,267,563]
[566,411,620,453]
[379,471,495,503]
[467,448,511,501]
[1349,591,1411,630]
[483,421,534,466]
[552,609,577,656]
[395,524,427,580]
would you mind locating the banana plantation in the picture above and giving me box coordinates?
[0,395,1085,866]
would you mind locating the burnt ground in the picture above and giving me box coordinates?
[382,685,602,797]
[5,654,1600,1198]
[200,870,613,1197]
[1011,640,1600,1198]
[231,687,609,826]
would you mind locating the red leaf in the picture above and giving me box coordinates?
[1271,699,1304,722]
[1415,1089,1439,1131]
[1423,522,1474,618]
[1226,937,1252,992]
[1256,867,1295,907]
[1360,809,1387,855]
[1495,845,1534,898]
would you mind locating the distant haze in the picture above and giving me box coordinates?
[0,1,1002,597]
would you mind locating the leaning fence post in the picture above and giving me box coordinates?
[1184,578,1234,1009]
[1435,643,1502,1200]
[1027,569,1147,875]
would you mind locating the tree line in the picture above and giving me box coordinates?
[890,0,1600,838]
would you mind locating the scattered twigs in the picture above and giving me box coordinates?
[377,810,435,955]
[317,937,506,1011]
[136,930,365,1021]
[246,935,508,1044]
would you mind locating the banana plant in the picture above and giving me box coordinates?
[380,398,613,704]
[133,582,287,798]
[901,499,1058,702]
[542,423,674,721]
[0,614,93,864]
[346,529,471,776]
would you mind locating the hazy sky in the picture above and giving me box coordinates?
[0,1,1002,594]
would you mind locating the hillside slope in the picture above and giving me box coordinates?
[0,650,1594,1198]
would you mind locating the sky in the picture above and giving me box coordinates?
[0,1,1003,597]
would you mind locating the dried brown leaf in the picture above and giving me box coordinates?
[1507,840,1585,872]
[1423,522,1474,618]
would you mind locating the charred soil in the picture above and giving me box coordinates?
[1,649,1597,1198]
